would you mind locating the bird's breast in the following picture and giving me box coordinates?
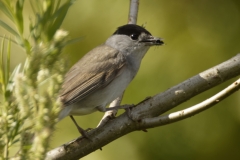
[68,66,134,116]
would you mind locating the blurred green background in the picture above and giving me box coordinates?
[1,0,240,159]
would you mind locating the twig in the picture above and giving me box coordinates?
[128,0,139,24]
[46,54,240,160]
[140,78,240,128]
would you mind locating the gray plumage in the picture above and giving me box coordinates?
[58,24,163,122]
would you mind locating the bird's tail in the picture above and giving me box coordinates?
[58,106,72,121]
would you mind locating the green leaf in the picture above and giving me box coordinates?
[41,1,54,27]
[0,1,14,22]
[0,37,6,92]
[11,138,20,145]
[0,20,20,38]
[45,0,55,16]
[47,0,74,40]
[15,0,24,34]
[0,36,18,45]
[7,63,21,92]
[6,37,11,86]
[0,37,12,94]
[54,0,62,14]
[9,63,21,82]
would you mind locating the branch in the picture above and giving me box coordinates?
[128,0,139,24]
[46,54,240,160]
[140,78,240,128]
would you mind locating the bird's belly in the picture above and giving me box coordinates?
[69,68,133,115]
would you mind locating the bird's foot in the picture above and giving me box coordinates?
[70,115,92,141]
[76,126,92,141]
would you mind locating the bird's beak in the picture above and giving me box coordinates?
[140,36,164,46]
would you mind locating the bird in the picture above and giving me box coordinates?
[58,24,164,137]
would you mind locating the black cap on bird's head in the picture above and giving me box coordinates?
[113,24,164,46]
[113,24,151,36]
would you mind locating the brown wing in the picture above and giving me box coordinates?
[59,44,126,106]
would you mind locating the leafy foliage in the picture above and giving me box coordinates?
[0,0,75,159]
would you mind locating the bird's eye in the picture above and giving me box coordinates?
[130,34,139,40]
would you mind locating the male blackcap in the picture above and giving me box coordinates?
[58,24,164,136]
